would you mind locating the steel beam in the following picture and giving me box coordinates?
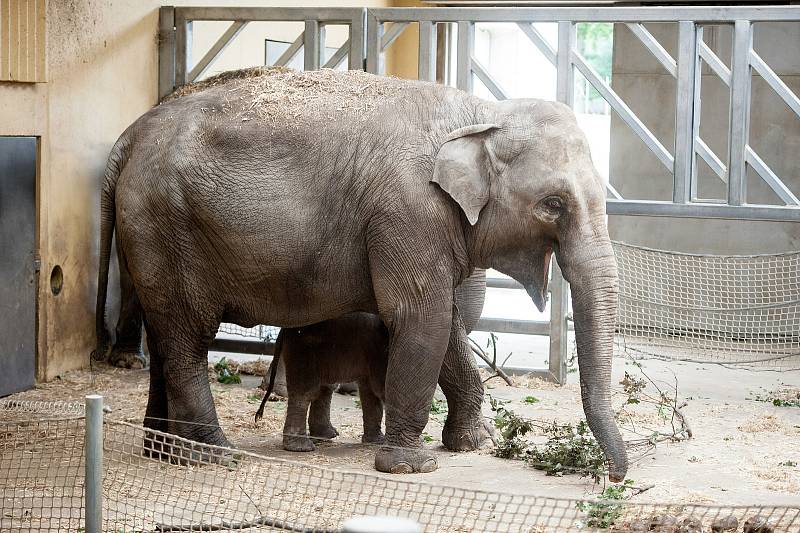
[176,7,365,23]
[607,199,800,221]
[471,57,509,100]
[370,7,800,23]
[418,21,437,81]
[158,7,176,100]
[626,23,676,77]
[349,10,365,70]
[573,50,674,172]
[304,20,324,70]
[476,317,549,336]
[456,21,474,91]
[699,40,731,86]
[380,22,409,51]
[486,277,524,290]
[517,22,556,66]
[210,338,275,356]
[750,49,800,119]
[174,13,192,87]
[323,40,350,69]
[673,21,697,204]
[695,137,728,182]
[365,12,383,74]
[274,33,304,67]
[745,147,800,205]
[188,21,248,82]
[556,21,574,105]
[727,20,753,206]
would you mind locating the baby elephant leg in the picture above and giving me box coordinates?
[308,385,339,440]
[358,378,385,444]
[283,393,316,452]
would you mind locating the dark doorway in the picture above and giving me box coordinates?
[0,137,37,396]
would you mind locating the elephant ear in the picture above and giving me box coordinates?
[432,123,499,225]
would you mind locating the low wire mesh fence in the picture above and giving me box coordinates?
[2,399,799,532]
[613,242,800,370]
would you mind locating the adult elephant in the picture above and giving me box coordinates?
[94,67,627,480]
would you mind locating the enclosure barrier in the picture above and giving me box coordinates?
[161,5,800,384]
[2,397,799,532]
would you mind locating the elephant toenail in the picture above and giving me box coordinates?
[419,458,438,473]
[390,462,413,474]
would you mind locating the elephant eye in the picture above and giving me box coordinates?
[543,197,563,212]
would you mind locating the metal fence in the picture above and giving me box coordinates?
[160,5,800,383]
[3,397,799,532]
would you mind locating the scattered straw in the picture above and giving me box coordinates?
[161,66,413,125]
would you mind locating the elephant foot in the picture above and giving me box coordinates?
[283,435,316,452]
[108,345,148,369]
[442,417,496,452]
[375,446,437,474]
[362,432,385,444]
[310,424,339,440]
[335,382,359,395]
[260,376,288,398]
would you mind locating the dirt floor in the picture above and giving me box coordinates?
[6,350,799,511]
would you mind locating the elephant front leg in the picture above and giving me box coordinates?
[374,306,452,474]
[439,307,494,451]
[308,385,339,441]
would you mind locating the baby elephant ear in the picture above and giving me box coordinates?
[432,124,500,225]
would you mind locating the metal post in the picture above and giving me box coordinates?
[349,10,366,70]
[365,13,383,74]
[549,21,575,385]
[304,20,324,70]
[418,21,437,81]
[456,21,473,91]
[85,395,103,533]
[728,20,753,206]
[158,7,176,100]
[174,13,192,88]
[673,21,697,204]
[690,25,704,201]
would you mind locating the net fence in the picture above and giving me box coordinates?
[217,324,279,342]
[2,399,799,532]
[612,242,800,370]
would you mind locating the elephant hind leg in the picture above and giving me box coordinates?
[308,385,338,440]
[109,240,147,369]
[358,377,385,444]
[142,305,229,452]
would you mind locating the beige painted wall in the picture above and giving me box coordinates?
[1,0,428,382]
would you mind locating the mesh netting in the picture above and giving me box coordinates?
[0,402,85,532]
[613,242,800,370]
[217,324,280,341]
[2,399,799,532]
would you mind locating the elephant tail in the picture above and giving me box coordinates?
[255,331,284,423]
[93,139,128,361]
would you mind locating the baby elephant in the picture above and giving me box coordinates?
[256,312,388,451]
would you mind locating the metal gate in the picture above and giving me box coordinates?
[0,137,37,396]
[158,5,800,383]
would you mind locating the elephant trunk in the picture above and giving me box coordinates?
[561,235,628,482]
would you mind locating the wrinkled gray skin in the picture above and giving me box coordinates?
[94,68,627,480]
[94,249,148,369]
[261,312,391,452]
[262,268,487,400]
[256,270,487,452]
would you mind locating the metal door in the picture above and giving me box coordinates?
[0,137,37,396]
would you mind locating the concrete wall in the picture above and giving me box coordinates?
[2,0,428,383]
[608,23,800,254]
